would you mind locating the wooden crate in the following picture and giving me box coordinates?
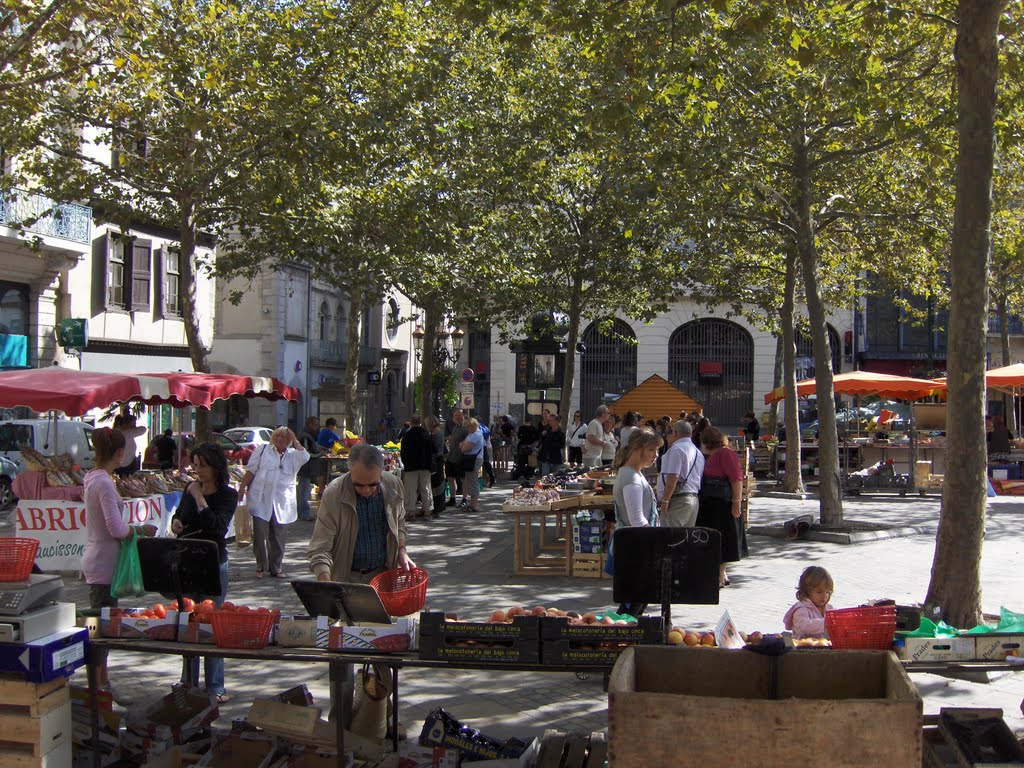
[535,729,607,768]
[0,675,72,767]
[608,647,922,767]
[571,553,604,578]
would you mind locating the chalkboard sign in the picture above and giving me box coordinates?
[612,526,721,605]
[137,538,223,600]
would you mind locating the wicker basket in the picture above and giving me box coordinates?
[825,605,896,650]
[210,610,276,649]
[370,567,428,616]
[0,538,40,581]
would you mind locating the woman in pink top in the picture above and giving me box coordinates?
[82,427,155,689]
[696,426,744,587]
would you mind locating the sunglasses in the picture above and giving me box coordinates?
[352,481,380,489]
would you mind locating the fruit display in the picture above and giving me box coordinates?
[505,487,561,507]
[666,627,719,647]
[420,610,542,663]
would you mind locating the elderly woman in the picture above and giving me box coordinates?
[237,426,309,579]
[610,429,663,618]
[458,418,486,512]
[696,426,744,587]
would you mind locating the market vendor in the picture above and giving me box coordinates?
[308,442,415,583]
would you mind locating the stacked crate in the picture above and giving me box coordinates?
[571,517,607,577]
[0,674,72,768]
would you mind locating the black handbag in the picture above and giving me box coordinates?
[699,476,733,501]
[458,452,480,473]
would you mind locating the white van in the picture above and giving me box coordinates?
[0,419,96,473]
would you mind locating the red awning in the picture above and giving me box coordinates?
[765,370,946,404]
[0,369,300,416]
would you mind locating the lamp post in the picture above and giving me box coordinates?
[413,317,464,416]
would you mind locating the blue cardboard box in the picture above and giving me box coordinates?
[0,626,88,682]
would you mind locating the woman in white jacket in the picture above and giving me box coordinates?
[566,411,588,465]
[238,427,309,579]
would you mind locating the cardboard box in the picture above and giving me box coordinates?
[196,731,277,768]
[397,743,459,768]
[893,635,976,662]
[972,633,1023,660]
[127,688,219,745]
[325,616,417,653]
[142,745,205,767]
[100,608,191,641]
[608,647,922,767]
[0,627,88,682]
[271,749,354,768]
[277,617,328,649]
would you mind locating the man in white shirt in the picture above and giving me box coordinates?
[657,420,704,527]
[581,405,611,468]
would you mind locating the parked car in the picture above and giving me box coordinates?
[222,427,274,451]
[0,418,95,472]
[142,431,253,469]
[0,455,19,509]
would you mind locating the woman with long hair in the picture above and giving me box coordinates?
[171,441,237,702]
[82,427,156,698]
[610,429,663,617]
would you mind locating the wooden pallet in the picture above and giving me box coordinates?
[0,675,72,767]
[536,729,607,768]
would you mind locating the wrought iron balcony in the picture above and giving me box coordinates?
[988,314,1024,336]
[0,188,92,244]
[310,340,382,369]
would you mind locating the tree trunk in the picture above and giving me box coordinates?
[768,334,783,437]
[925,0,1004,629]
[558,276,584,421]
[343,290,364,435]
[997,295,1015,432]
[419,303,441,418]
[178,197,211,441]
[781,245,804,494]
[793,139,842,524]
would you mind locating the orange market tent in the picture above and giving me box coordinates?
[607,374,702,419]
[764,370,946,405]
[980,363,1024,395]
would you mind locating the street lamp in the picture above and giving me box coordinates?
[413,318,465,415]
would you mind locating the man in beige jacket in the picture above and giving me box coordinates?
[308,442,414,583]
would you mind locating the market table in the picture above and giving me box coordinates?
[503,495,614,577]
[85,637,616,768]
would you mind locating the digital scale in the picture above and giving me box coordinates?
[0,574,65,616]
[0,602,76,643]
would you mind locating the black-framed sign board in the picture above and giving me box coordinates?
[137,538,223,600]
[290,580,392,625]
[611,526,721,605]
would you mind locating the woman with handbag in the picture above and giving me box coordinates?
[237,427,309,579]
[171,441,237,702]
[458,418,485,512]
[696,426,744,587]
[82,427,157,699]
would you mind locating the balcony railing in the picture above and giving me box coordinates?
[988,314,1024,336]
[0,188,92,244]
[310,340,382,368]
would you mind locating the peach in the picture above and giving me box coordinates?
[600,616,615,625]
[582,613,597,624]
[683,632,701,647]
[490,610,507,624]
[700,632,716,646]
[507,606,525,617]
[530,606,547,616]
[667,629,685,646]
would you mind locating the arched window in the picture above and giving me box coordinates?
[318,302,329,342]
[579,319,637,420]
[668,319,753,427]
[794,324,842,380]
[386,298,401,343]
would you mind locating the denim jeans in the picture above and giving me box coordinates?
[296,475,313,520]
[182,559,228,695]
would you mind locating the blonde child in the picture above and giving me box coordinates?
[783,566,834,639]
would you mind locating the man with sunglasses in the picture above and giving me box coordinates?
[308,442,415,583]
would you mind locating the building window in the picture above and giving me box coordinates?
[318,302,329,342]
[108,238,127,309]
[131,240,151,311]
[163,247,181,316]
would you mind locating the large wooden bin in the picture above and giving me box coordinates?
[608,646,921,767]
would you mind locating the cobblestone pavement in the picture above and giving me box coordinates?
[7,481,1023,742]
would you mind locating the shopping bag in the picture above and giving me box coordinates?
[234,503,252,548]
[110,530,145,598]
[350,664,390,740]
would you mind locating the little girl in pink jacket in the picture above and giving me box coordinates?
[783,566,834,639]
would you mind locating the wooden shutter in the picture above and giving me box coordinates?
[154,245,165,319]
[91,233,108,314]
[130,239,151,312]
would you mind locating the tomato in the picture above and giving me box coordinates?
[200,599,215,610]
[220,601,236,611]
[270,609,281,621]
[181,597,196,612]
[255,606,270,615]
[152,603,167,619]
[140,611,156,619]
[236,605,251,613]
[168,601,179,610]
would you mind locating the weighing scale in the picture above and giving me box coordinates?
[290,579,392,625]
[0,574,65,616]
[0,601,76,643]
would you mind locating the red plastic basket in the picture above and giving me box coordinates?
[370,567,428,616]
[210,610,276,649]
[825,605,896,650]
[0,538,40,581]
